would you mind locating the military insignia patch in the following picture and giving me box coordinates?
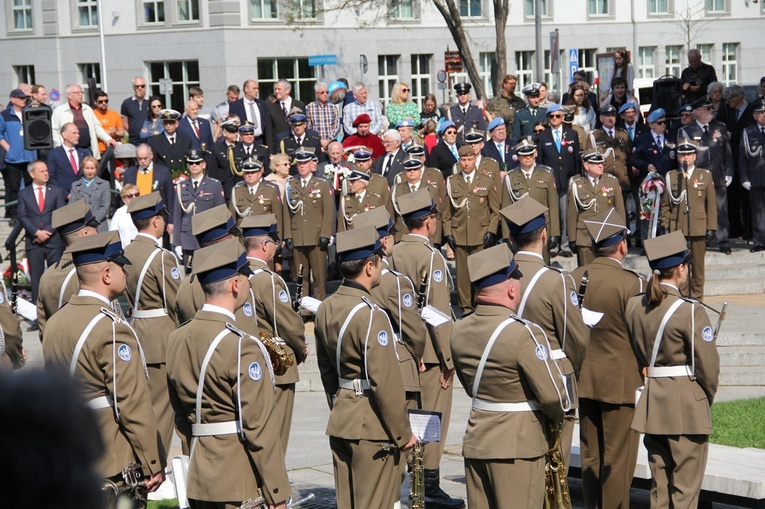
[243,302,253,317]
[433,270,443,283]
[702,326,714,342]
[403,293,413,307]
[249,362,262,381]
[118,344,132,362]
[377,330,389,346]
[171,267,181,280]
[570,291,579,306]
[279,290,290,303]
[535,344,548,361]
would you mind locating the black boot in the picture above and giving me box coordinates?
[424,468,464,508]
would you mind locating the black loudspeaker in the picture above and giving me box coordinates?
[652,75,683,115]
[22,106,53,150]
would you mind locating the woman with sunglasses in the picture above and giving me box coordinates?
[140,96,165,140]
[109,183,140,246]
[385,82,421,130]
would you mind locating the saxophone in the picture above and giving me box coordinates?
[258,328,294,376]
[409,441,425,509]
[544,420,572,509]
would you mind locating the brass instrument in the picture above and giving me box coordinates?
[102,463,147,509]
[544,421,572,509]
[408,441,425,509]
[293,264,304,312]
[240,491,267,509]
[259,328,294,376]
[576,270,589,309]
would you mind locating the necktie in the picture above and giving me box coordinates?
[656,135,662,149]
[627,126,634,140]
[450,145,458,160]
[170,136,175,145]
[69,148,78,175]
[282,102,288,118]
[302,179,307,188]
[249,186,254,195]
[249,101,259,129]
[296,136,302,146]
[410,184,416,193]
[246,146,252,156]
[761,128,765,136]
[525,172,531,180]
[554,130,561,151]
[531,109,536,117]
[357,194,363,203]
[462,107,467,115]
[37,186,45,212]
[383,155,392,176]
[192,119,200,139]
[703,125,709,137]
[608,129,613,139]
[465,174,471,185]
[193,181,199,192]
[497,142,504,162]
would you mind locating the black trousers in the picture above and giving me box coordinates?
[27,241,65,303]
[1,161,33,218]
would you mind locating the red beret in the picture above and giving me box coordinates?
[352,113,372,127]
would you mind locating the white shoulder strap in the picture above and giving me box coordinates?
[517,266,549,317]
[133,248,162,310]
[335,302,370,374]
[472,317,517,399]
[649,298,685,368]
[59,268,77,309]
[69,312,109,376]
[196,328,235,428]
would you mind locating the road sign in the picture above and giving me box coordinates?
[569,49,579,82]
[308,54,338,66]
[445,51,462,73]
[159,79,173,95]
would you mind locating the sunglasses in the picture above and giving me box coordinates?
[444,130,457,135]
[654,120,666,125]
[401,88,410,92]
[549,114,564,119]
[124,193,140,198]
[134,85,146,89]
[188,161,203,166]
[96,99,108,104]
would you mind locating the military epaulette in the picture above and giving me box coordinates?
[623,268,645,280]
[287,175,299,181]
[615,127,628,134]
[511,314,529,325]
[544,264,565,273]
[261,180,279,191]
[99,307,121,322]
[177,318,193,328]
[207,177,220,183]
[537,165,553,173]
[225,322,246,337]
[233,181,246,188]
[360,295,377,309]
[571,174,586,182]
[602,173,619,182]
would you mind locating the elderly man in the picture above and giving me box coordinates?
[306,81,341,149]
[45,123,89,197]
[342,82,384,136]
[374,129,406,185]
[121,76,149,145]
[52,84,116,158]
[482,117,514,172]
[268,79,306,148]
[228,79,271,146]
[0,89,37,220]
[122,144,175,227]
[318,141,351,192]
[681,49,718,104]
[178,99,214,150]
[341,113,385,158]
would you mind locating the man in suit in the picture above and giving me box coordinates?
[722,85,756,241]
[482,117,514,172]
[268,80,306,149]
[147,109,192,176]
[123,144,175,231]
[18,161,67,316]
[373,129,407,185]
[277,108,325,170]
[227,79,271,147]
[618,102,648,141]
[45,122,88,198]
[738,97,765,251]
[447,82,486,145]
[429,120,461,180]
[512,83,548,143]
[178,100,214,151]
[537,104,581,257]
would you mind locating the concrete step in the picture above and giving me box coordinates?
[719,367,765,386]
[706,279,765,296]
[718,346,765,368]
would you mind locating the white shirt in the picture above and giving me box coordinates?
[78,289,111,306]
[109,205,138,247]
[248,182,260,195]
[245,100,264,137]
[461,171,474,184]
[517,250,544,261]
[356,190,367,202]
[201,303,236,321]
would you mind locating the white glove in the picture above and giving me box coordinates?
[743,181,752,191]
[174,245,184,259]
[725,176,733,187]
[329,235,335,247]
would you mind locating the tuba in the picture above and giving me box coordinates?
[258,328,294,376]
[408,441,425,509]
[544,420,572,509]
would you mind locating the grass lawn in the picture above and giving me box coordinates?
[710,397,765,449]
[147,501,180,509]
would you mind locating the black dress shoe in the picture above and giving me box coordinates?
[27,320,40,331]
[751,246,765,252]
[560,250,573,258]
[721,247,732,255]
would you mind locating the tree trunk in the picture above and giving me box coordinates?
[492,0,509,97]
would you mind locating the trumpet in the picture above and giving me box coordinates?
[258,328,294,376]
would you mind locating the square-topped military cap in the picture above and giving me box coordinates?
[468,243,522,288]
[192,204,240,244]
[352,207,396,238]
[127,191,168,221]
[288,107,307,125]
[238,122,255,134]
[676,137,698,154]
[347,169,371,182]
[294,146,318,162]
[52,199,100,235]
[500,196,548,236]
[240,214,278,239]
[398,188,437,221]
[644,230,690,270]
[464,128,485,144]
[65,231,131,266]
[352,146,373,161]
[335,226,382,262]
[584,209,629,248]
[192,237,252,285]
[404,139,426,156]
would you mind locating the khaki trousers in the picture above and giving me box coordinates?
[643,433,709,509]
[292,245,327,300]
[464,456,545,509]
[420,363,453,470]
[330,436,402,509]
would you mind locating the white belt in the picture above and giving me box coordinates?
[132,309,169,319]
[191,421,239,436]
[472,399,538,412]
[551,349,567,360]
[646,365,693,378]
[87,395,113,410]
[338,378,370,391]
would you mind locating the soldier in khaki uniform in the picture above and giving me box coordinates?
[315,227,417,509]
[389,190,462,508]
[626,231,720,509]
[229,157,283,235]
[464,128,502,187]
[568,150,626,266]
[500,138,559,263]
[451,244,567,509]
[43,232,165,491]
[660,140,717,300]
[443,145,500,313]
[391,153,445,244]
[585,105,634,208]
[167,239,291,509]
[0,280,23,371]
[241,214,306,455]
[337,169,387,231]
[349,147,395,221]
[500,197,590,468]
[571,210,646,509]
[36,199,100,340]
[124,192,182,455]
[283,146,335,300]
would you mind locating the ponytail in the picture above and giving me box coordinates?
[646,266,680,306]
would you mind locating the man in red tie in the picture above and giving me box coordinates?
[179,100,214,150]
[45,123,89,199]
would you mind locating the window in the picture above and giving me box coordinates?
[257,58,316,101]
[577,48,597,85]
[478,52,494,99]
[459,0,482,18]
[705,0,726,13]
[79,63,102,91]
[697,44,713,64]
[649,0,670,14]
[665,45,682,77]
[177,0,199,22]
[411,54,432,110]
[525,0,550,18]
[721,43,738,86]
[515,51,534,90]
[148,60,200,111]
[77,0,98,27]
[286,0,317,20]
[12,0,33,30]
[142,0,165,23]
[391,0,416,19]
[638,47,656,79]
[588,0,610,16]
[251,0,278,19]
[14,65,35,85]
[378,55,400,106]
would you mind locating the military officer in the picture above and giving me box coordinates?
[463,128,502,188]
[232,122,269,183]
[167,238,291,508]
[314,227,417,509]
[660,140,716,300]
[208,117,240,197]
[500,137,559,263]
[448,82,486,144]
[284,147,335,301]
[451,244,566,509]
[0,279,23,371]
[392,150,445,244]
[571,210,646,509]
[242,214,306,455]
[124,192,182,455]
[500,197,590,467]
[173,149,226,270]
[443,145,500,313]
[511,83,548,143]
[739,97,765,252]
[43,231,166,491]
[147,109,192,176]
[389,190,461,508]
[337,169,387,231]
[229,157,283,236]
[585,104,634,208]
[626,231,719,509]
[36,199,100,340]
[568,150,626,266]
[351,146,393,207]
[278,108,325,168]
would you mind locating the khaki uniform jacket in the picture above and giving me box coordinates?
[443,171,500,246]
[626,286,720,435]
[660,167,718,237]
[477,156,503,189]
[451,304,566,459]
[124,234,182,364]
[370,260,427,392]
[585,128,633,191]
[314,283,413,447]
[167,310,290,504]
[389,234,454,369]
[0,289,23,370]
[391,168,445,244]
[567,173,625,247]
[248,257,306,386]
[514,251,590,377]
[283,175,335,246]
[337,189,388,232]
[229,180,283,237]
[572,257,645,404]
[500,166,560,238]
[43,295,163,477]
[175,274,260,335]
[36,252,79,341]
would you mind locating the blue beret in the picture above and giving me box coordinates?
[438,120,456,135]
[647,108,666,123]
[396,119,415,128]
[619,102,637,115]
[487,117,505,131]
[546,104,563,115]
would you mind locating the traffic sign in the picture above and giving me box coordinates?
[569,49,579,81]
[444,51,462,73]
[308,54,338,66]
